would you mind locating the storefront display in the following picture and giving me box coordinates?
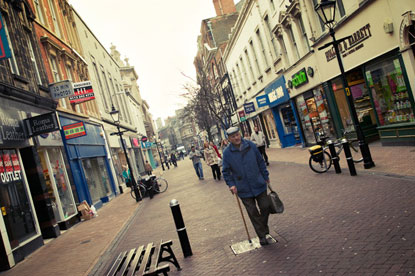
[82,157,112,204]
[365,57,414,125]
[0,149,37,249]
[296,87,336,145]
[38,148,76,222]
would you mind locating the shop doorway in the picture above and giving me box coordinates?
[276,104,301,147]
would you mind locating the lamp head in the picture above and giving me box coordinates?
[314,0,336,29]
[110,105,120,124]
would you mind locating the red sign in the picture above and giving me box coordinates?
[69,81,95,104]
[2,152,13,172]
[0,154,4,174]
[10,152,20,171]
[141,136,148,142]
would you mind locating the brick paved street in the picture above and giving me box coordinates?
[1,144,415,276]
[92,152,415,276]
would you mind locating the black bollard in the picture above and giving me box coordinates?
[327,140,341,174]
[170,199,192,257]
[341,139,357,176]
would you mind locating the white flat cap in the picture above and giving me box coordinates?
[226,126,239,135]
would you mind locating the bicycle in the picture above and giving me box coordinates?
[308,132,363,173]
[130,175,168,200]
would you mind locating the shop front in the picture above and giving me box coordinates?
[265,76,303,148]
[314,2,415,146]
[131,137,146,175]
[294,86,336,145]
[34,130,78,230]
[59,115,116,209]
[0,98,62,270]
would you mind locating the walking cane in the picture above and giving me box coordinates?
[235,193,252,243]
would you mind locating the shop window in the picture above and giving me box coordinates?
[365,57,414,125]
[82,157,112,204]
[296,88,336,145]
[263,110,278,140]
[0,150,37,249]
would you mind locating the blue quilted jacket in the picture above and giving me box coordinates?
[222,139,269,198]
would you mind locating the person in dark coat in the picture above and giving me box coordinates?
[222,126,272,245]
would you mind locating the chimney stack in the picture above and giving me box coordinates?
[213,0,236,16]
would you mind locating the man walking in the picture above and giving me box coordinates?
[250,126,269,166]
[189,146,204,180]
[222,126,272,245]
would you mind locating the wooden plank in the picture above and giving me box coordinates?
[126,245,144,276]
[106,251,127,276]
[137,243,154,275]
[118,249,136,276]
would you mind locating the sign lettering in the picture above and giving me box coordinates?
[291,68,308,88]
[325,24,372,62]
[69,81,95,104]
[63,122,87,140]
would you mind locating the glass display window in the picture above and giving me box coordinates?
[279,104,301,142]
[0,149,37,249]
[365,57,414,125]
[82,157,112,204]
[296,87,336,145]
[263,110,278,141]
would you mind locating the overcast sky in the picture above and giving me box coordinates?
[68,0,217,122]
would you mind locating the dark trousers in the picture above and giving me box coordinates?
[210,164,221,180]
[258,145,269,164]
[240,191,270,238]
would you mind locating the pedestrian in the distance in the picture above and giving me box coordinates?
[189,145,204,180]
[204,142,221,181]
[250,126,269,166]
[144,160,152,176]
[209,141,221,159]
[122,165,132,187]
[222,126,272,245]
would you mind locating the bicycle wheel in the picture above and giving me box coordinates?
[154,177,168,193]
[350,140,363,163]
[309,151,332,173]
[131,185,146,199]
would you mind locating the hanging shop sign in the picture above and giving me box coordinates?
[290,68,309,89]
[141,141,153,148]
[0,13,11,60]
[141,136,148,142]
[244,102,256,114]
[238,110,246,122]
[325,23,372,62]
[49,80,74,100]
[265,75,289,107]
[23,112,60,137]
[256,95,269,108]
[62,121,87,140]
[69,81,95,104]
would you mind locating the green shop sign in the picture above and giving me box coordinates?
[291,68,308,88]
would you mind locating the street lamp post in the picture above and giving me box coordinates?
[110,105,142,201]
[315,0,375,169]
[154,136,165,171]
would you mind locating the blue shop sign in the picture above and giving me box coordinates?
[141,141,153,148]
[265,75,289,107]
[256,95,269,107]
[0,13,11,60]
[244,102,256,114]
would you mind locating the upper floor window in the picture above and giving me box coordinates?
[249,40,261,75]
[244,49,255,82]
[48,0,61,37]
[269,0,275,11]
[49,55,61,82]
[3,18,19,75]
[27,39,42,85]
[298,16,311,52]
[287,25,300,61]
[264,15,279,58]
[256,29,269,68]
[239,56,250,89]
[34,0,46,25]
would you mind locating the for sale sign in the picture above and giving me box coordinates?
[69,81,95,104]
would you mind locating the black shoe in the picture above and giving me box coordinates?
[259,237,268,246]
[266,162,270,166]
